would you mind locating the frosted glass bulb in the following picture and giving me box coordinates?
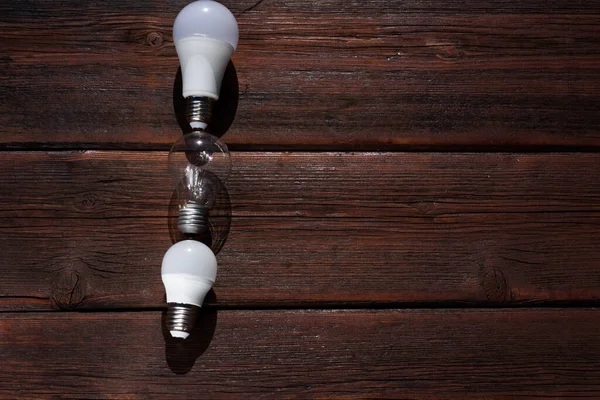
[162,240,217,339]
[173,0,239,47]
[168,131,231,235]
[173,0,239,129]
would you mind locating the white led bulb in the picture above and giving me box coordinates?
[174,0,239,129]
[162,240,217,339]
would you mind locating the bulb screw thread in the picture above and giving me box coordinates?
[178,203,210,235]
[166,303,201,338]
[186,96,215,128]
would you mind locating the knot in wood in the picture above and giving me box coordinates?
[435,44,464,61]
[51,268,86,310]
[414,201,436,214]
[146,32,164,47]
[482,268,508,302]
[75,193,97,211]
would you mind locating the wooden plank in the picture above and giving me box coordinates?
[1,151,599,310]
[3,0,600,150]
[1,309,600,398]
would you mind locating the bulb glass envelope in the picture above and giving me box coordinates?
[173,0,239,48]
[168,131,231,208]
[161,239,217,307]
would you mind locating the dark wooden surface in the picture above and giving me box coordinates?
[1,152,600,311]
[3,0,600,150]
[3,310,600,398]
[2,0,600,397]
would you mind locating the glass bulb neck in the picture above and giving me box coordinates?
[186,96,215,129]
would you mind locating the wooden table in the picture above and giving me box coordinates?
[2,0,600,398]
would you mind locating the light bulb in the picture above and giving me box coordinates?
[173,0,239,129]
[162,240,217,339]
[168,130,231,235]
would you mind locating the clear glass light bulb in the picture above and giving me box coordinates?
[173,0,239,129]
[162,239,217,339]
[168,131,231,235]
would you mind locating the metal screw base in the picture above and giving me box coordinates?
[166,303,201,338]
[186,96,215,128]
[178,203,209,235]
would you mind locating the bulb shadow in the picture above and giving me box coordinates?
[172,62,239,138]
[167,179,232,255]
[162,298,218,375]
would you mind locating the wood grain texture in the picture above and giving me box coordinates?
[3,0,600,150]
[2,309,600,398]
[1,151,599,310]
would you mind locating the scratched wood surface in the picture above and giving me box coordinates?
[0,152,599,311]
[2,310,600,398]
[2,0,600,150]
